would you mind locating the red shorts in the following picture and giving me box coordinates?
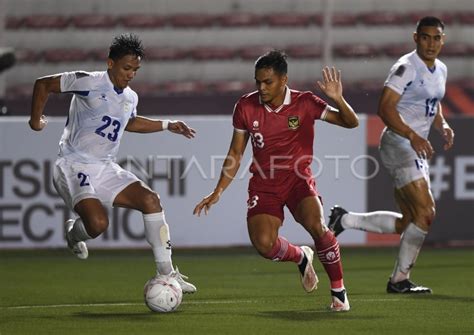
[246,167,320,222]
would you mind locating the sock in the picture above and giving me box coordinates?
[314,230,344,290]
[68,218,92,244]
[391,223,427,283]
[143,212,173,276]
[342,211,400,234]
[263,236,303,263]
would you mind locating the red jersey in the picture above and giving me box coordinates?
[233,87,328,176]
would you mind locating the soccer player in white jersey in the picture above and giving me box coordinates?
[28,34,197,293]
[328,17,454,293]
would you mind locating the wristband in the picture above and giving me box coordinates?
[162,120,170,130]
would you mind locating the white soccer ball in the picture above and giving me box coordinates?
[144,275,183,313]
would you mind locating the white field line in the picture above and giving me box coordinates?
[4,300,257,310]
[4,298,402,310]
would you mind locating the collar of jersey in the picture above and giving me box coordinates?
[413,50,437,74]
[260,86,291,113]
[105,71,124,95]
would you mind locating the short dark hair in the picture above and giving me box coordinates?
[108,33,145,61]
[416,16,445,34]
[255,50,288,75]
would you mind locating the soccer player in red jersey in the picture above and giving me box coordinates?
[194,50,358,311]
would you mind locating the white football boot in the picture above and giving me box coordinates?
[170,266,197,294]
[299,246,319,293]
[330,289,350,312]
[65,219,88,260]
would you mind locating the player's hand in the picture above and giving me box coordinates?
[317,66,343,101]
[409,131,434,160]
[193,191,221,217]
[168,120,196,139]
[441,126,454,150]
[29,115,48,131]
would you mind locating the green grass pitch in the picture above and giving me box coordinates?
[1,247,473,335]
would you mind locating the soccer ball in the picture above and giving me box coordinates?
[144,275,183,312]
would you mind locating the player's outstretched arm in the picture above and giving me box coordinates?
[433,103,454,150]
[193,130,249,216]
[126,117,196,138]
[29,75,61,131]
[317,67,359,128]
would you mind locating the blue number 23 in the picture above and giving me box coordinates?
[95,115,121,142]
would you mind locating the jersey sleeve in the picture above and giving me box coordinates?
[130,90,138,119]
[232,100,247,132]
[307,93,328,120]
[60,71,94,95]
[384,62,416,95]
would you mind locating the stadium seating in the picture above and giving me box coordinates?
[358,12,407,25]
[265,13,316,27]
[70,14,118,28]
[143,47,188,61]
[6,11,474,29]
[120,14,167,28]
[457,12,474,24]
[23,14,70,29]
[168,14,217,28]
[42,49,90,63]
[4,5,474,101]
[216,13,262,27]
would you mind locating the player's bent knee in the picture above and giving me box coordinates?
[87,216,109,237]
[415,206,436,230]
[250,235,275,258]
[140,191,162,213]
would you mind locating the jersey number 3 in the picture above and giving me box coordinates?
[250,132,265,148]
[95,115,121,142]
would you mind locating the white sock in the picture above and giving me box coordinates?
[341,211,400,234]
[68,218,92,243]
[391,223,427,283]
[143,212,173,276]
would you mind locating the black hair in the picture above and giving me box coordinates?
[255,50,288,75]
[108,33,145,61]
[416,16,444,34]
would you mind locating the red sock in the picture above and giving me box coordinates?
[314,230,344,289]
[263,236,303,263]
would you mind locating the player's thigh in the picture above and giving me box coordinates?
[113,180,160,213]
[247,213,282,251]
[96,162,142,208]
[291,196,326,237]
[74,197,109,231]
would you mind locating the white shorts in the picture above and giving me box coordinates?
[379,132,430,189]
[53,157,141,211]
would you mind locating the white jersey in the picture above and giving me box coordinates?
[382,50,447,143]
[58,71,138,162]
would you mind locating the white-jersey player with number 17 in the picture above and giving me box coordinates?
[327,16,455,294]
[29,33,197,294]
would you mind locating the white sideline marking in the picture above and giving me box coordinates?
[4,298,403,310]
[5,300,257,310]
